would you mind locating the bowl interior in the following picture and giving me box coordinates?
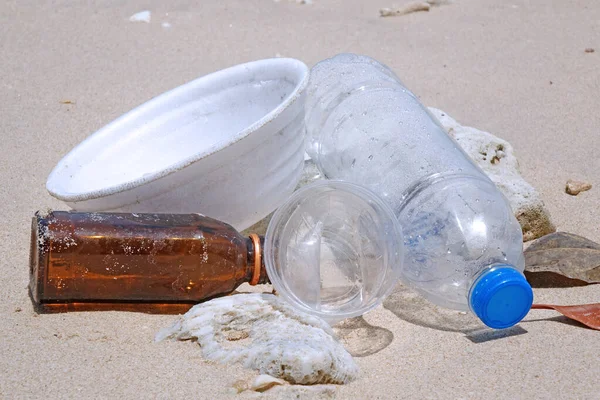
[48,58,308,199]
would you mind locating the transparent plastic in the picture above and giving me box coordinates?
[265,180,404,322]
[303,54,531,328]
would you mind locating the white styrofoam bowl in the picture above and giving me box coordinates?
[46,58,309,230]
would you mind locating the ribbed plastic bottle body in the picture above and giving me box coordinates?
[305,54,527,315]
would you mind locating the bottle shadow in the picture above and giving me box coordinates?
[382,284,529,343]
[333,317,394,357]
[464,326,528,343]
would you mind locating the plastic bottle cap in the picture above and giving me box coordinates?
[470,266,533,329]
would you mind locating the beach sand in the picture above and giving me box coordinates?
[1,0,599,398]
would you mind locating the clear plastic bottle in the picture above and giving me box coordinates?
[298,53,533,329]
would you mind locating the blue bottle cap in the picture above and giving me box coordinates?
[470,266,533,329]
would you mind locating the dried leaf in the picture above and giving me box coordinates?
[524,232,600,287]
[532,303,600,330]
[526,231,600,251]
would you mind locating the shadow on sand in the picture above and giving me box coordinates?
[383,284,530,343]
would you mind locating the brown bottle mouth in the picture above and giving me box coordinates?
[248,233,262,285]
[247,233,270,285]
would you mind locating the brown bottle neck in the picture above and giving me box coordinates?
[246,234,270,285]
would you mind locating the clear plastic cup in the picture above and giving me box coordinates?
[264,180,404,322]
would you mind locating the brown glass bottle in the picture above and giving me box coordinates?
[29,211,269,314]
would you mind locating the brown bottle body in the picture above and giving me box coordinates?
[30,211,268,314]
